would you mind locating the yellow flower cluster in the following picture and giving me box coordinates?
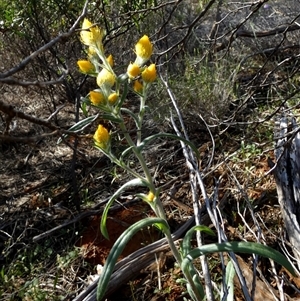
[77,19,157,150]
[89,91,103,105]
[96,69,115,88]
[133,80,143,93]
[77,19,117,111]
[127,63,140,79]
[126,35,157,93]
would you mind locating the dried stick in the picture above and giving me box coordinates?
[0,1,89,140]
[0,0,88,81]
[160,74,215,301]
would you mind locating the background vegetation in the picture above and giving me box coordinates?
[1,0,300,300]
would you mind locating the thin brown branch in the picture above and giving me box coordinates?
[217,0,269,54]
[236,23,300,38]
[0,98,95,142]
[0,131,59,143]
[0,99,60,131]
[0,0,88,80]
[0,73,67,86]
[156,0,216,63]
[216,17,300,53]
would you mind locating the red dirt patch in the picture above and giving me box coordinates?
[78,202,159,265]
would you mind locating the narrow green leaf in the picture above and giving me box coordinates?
[120,145,135,161]
[186,283,198,301]
[182,241,295,277]
[184,264,205,301]
[100,178,146,240]
[81,101,88,117]
[121,107,140,128]
[57,114,99,144]
[192,273,205,299]
[97,217,169,301]
[100,113,122,123]
[65,114,99,133]
[182,225,215,257]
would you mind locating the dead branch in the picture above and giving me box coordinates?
[0,0,88,80]
[215,19,300,53]
[0,131,59,143]
[0,98,96,142]
[0,99,60,131]
[236,23,300,38]
[0,74,67,86]
[0,1,89,140]
[272,116,300,273]
[156,0,216,64]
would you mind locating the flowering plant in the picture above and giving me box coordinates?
[74,18,295,301]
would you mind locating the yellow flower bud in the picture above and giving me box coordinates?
[80,18,104,50]
[97,69,115,88]
[127,62,141,79]
[93,125,110,149]
[142,64,156,83]
[106,54,114,67]
[77,60,94,74]
[135,35,153,64]
[147,191,155,202]
[89,91,105,106]
[133,80,143,93]
[108,92,118,105]
[80,19,93,46]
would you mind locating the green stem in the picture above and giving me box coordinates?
[137,94,146,145]
[110,84,202,298]
[118,116,155,192]
[108,152,146,181]
[164,225,182,265]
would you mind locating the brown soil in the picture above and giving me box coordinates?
[77,202,159,266]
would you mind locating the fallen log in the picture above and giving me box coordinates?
[271,116,300,272]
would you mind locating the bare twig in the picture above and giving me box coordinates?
[0,0,88,80]
[160,73,215,301]
[0,74,67,86]
[0,0,89,141]
[156,0,216,65]
[236,23,300,38]
[0,131,59,143]
[0,98,94,140]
